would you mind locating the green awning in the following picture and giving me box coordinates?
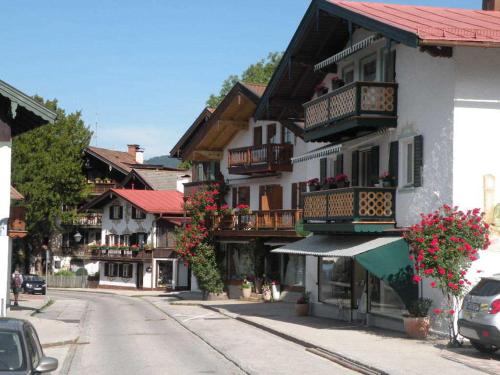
[273,235,417,306]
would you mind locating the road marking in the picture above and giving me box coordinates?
[182,313,216,322]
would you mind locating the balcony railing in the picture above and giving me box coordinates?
[228,144,293,175]
[89,181,118,195]
[303,187,396,222]
[303,82,397,141]
[75,213,102,227]
[213,209,302,231]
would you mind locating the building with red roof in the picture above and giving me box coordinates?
[76,188,190,291]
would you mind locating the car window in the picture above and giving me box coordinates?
[470,279,500,296]
[0,331,26,371]
[24,326,41,369]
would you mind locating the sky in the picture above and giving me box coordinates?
[1,0,479,158]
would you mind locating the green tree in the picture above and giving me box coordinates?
[11,97,92,247]
[206,52,282,108]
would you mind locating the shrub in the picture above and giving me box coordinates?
[54,269,74,276]
[406,298,432,318]
[75,268,88,276]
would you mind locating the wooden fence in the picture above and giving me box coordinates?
[46,275,88,288]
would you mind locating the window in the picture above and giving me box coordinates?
[283,127,294,144]
[401,138,414,186]
[120,263,133,278]
[0,331,26,371]
[369,274,408,318]
[105,263,118,277]
[132,207,146,220]
[192,161,220,182]
[360,55,377,81]
[319,257,352,306]
[25,326,41,369]
[109,205,123,220]
[342,65,355,84]
[282,254,305,287]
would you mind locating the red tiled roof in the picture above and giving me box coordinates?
[86,146,137,174]
[328,1,500,45]
[110,189,184,214]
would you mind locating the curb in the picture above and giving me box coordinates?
[201,304,388,375]
[42,338,79,349]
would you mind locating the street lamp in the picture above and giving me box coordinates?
[74,231,82,243]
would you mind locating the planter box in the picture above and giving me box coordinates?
[403,316,430,339]
[295,303,309,316]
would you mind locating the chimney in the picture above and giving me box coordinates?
[483,0,500,10]
[127,144,144,164]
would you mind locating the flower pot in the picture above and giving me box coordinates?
[309,185,320,192]
[295,303,309,316]
[336,181,347,188]
[263,289,272,302]
[403,316,430,339]
[242,287,252,299]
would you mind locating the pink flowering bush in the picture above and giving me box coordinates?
[404,205,490,343]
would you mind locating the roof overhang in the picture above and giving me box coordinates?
[181,82,263,161]
[0,80,57,136]
[170,107,213,159]
[84,147,131,176]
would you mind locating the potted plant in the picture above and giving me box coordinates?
[322,177,337,190]
[307,178,320,192]
[262,282,272,302]
[218,204,234,216]
[236,204,250,215]
[403,298,432,339]
[335,173,350,188]
[241,278,252,299]
[379,171,395,187]
[295,292,311,316]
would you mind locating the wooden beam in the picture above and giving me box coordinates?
[268,97,308,107]
[192,150,223,161]
[217,120,248,129]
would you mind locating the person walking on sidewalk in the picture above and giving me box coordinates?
[11,269,23,306]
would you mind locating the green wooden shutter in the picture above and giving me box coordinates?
[368,146,380,187]
[335,154,344,175]
[119,206,124,219]
[109,206,114,220]
[389,141,399,186]
[320,158,327,183]
[351,151,359,187]
[232,187,237,207]
[298,182,307,209]
[291,183,298,209]
[414,135,424,187]
[104,263,109,277]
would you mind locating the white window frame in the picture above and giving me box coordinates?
[107,263,118,277]
[400,137,415,187]
[110,205,122,220]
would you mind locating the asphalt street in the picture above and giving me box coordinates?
[49,290,355,375]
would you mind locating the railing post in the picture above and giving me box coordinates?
[355,82,362,116]
[274,211,278,230]
[325,192,329,221]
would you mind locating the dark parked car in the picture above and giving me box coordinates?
[21,276,46,296]
[0,318,57,374]
[458,276,500,354]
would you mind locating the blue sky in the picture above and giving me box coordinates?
[1,0,479,158]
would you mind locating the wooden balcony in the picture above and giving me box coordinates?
[8,206,27,239]
[303,187,396,233]
[60,245,176,260]
[89,181,118,195]
[74,213,102,227]
[228,144,293,175]
[212,209,303,237]
[303,82,398,143]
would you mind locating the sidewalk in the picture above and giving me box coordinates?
[169,297,499,375]
[7,293,82,375]
[49,287,170,297]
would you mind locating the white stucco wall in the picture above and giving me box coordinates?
[98,262,137,288]
[101,197,156,245]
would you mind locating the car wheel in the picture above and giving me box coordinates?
[42,291,46,295]
[470,340,499,354]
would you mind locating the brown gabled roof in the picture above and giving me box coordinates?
[241,82,267,97]
[10,186,24,201]
[170,107,214,158]
[86,146,137,174]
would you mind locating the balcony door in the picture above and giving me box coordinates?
[253,126,262,146]
[351,146,379,187]
[267,124,277,144]
[259,185,282,210]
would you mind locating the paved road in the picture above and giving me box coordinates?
[50,291,354,375]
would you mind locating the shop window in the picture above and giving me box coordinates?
[319,257,352,307]
[282,254,305,287]
[369,274,407,318]
[131,207,146,220]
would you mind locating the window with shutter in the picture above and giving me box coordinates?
[351,151,359,186]
[389,141,399,186]
[413,135,423,187]
[368,146,380,187]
